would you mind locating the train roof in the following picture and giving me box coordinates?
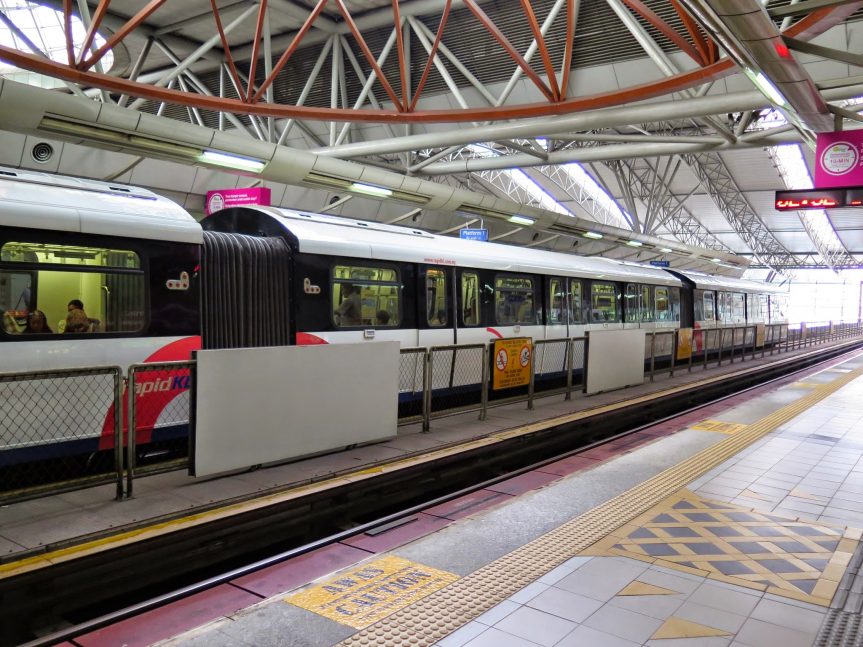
[0,166,202,244]
[212,206,684,286]
[672,269,787,294]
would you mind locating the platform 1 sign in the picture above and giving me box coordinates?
[284,555,458,629]
[492,337,532,390]
[650,260,670,267]
[815,130,863,188]
[460,228,488,241]
[205,186,271,215]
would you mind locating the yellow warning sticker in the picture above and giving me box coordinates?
[284,555,459,629]
[690,420,747,435]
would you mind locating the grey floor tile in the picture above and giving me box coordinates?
[608,592,684,620]
[686,582,762,616]
[509,581,549,605]
[526,587,603,623]
[673,600,748,633]
[639,567,704,595]
[437,622,489,647]
[474,599,520,626]
[556,625,640,647]
[762,592,827,612]
[750,597,826,633]
[734,618,818,647]
[492,606,577,647]
[463,626,541,647]
[583,603,664,643]
[555,560,646,602]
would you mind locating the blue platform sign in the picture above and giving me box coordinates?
[460,228,489,241]
[650,260,671,267]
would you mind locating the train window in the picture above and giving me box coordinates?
[717,291,731,323]
[759,294,768,322]
[461,272,480,326]
[655,287,670,321]
[495,275,535,325]
[0,242,144,335]
[426,268,448,326]
[591,282,617,322]
[569,280,583,323]
[693,290,704,321]
[703,292,715,322]
[732,292,745,323]
[549,278,565,325]
[670,287,680,321]
[332,264,400,327]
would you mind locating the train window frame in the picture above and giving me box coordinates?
[548,277,565,325]
[494,274,535,325]
[460,271,481,326]
[331,263,401,328]
[590,282,618,323]
[0,236,148,338]
[655,287,670,321]
[703,291,715,322]
[625,283,640,323]
[425,267,448,327]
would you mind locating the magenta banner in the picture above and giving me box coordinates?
[815,130,863,188]
[205,187,271,215]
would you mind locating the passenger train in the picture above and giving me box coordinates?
[0,168,787,469]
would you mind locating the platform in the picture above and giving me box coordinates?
[22,344,863,646]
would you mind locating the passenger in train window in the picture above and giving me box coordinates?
[23,310,52,334]
[517,293,535,323]
[65,299,95,333]
[376,310,390,326]
[334,284,362,326]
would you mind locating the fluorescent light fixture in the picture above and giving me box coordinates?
[508,215,536,226]
[350,182,393,198]
[711,258,722,263]
[660,247,673,253]
[199,150,267,173]
[583,231,603,239]
[747,70,789,107]
[625,240,643,247]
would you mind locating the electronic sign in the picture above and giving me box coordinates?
[774,188,848,211]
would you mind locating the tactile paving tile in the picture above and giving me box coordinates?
[583,488,858,605]
[338,365,863,647]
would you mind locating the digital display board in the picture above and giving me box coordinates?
[774,188,861,211]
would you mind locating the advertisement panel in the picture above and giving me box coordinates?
[815,131,863,188]
[755,323,766,347]
[205,187,272,215]
[492,337,532,390]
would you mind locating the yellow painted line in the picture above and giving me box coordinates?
[337,364,863,647]
[690,420,748,435]
[4,344,860,580]
[284,556,458,630]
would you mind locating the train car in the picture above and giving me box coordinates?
[0,167,200,467]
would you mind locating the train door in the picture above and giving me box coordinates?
[586,280,622,332]
[491,273,541,341]
[455,268,487,345]
[546,276,567,339]
[418,265,453,347]
[568,278,585,337]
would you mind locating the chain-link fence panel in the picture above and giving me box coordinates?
[398,348,426,424]
[571,338,586,390]
[428,344,485,417]
[0,366,122,502]
[126,362,194,493]
[532,338,570,396]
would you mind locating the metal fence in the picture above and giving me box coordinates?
[2,320,861,504]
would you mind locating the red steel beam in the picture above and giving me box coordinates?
[669,0,708,66]
[62,0,74,67]
[462,0,554,102]
[252,0,329,103]
[409,0,452,112]
[333,0,403,111]
[392,0,408,111]
[559,0,575,100]
[621,0,703,64]
[782,1,863,40]
[81,0,167,71]
[0,43,736,123]
[210,0,245,101]
[77,0,111,67]
[245,0,270,102]
[519,0,560,101]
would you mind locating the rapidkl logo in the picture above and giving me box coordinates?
[134,375,191,396]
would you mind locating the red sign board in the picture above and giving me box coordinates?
[205,187,271,215]
[815,130,863,188]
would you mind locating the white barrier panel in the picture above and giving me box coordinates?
[192,343,399,478]
[586,329,646,395]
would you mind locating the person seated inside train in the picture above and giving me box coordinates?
[64,299,92,333]
[23,310,52,334]
[334,285,362,326]
[376,310,390,326]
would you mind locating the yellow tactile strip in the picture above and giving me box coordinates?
[690,420,748,435]
[337,365,863,646]
[582,488,860,605]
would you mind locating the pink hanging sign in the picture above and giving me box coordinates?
[205,187,271,215]
[815,130,863,188]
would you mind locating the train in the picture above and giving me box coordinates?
[0,167,787,470]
